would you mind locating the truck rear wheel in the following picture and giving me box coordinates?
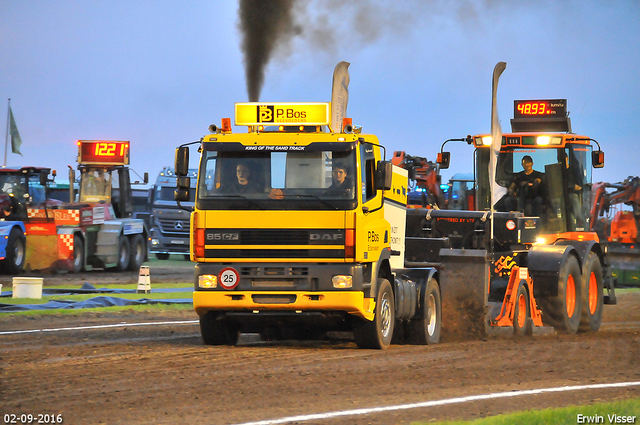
[406,278,441,345]
[200,311,239,345]
[539,255,582,333]
[513,280,530,337]
[2,227,26,274]
[127,234,146,271]
[353,278,395,349]
[579,252,604,332]
[114,236,130,272]
[71,235,84,273]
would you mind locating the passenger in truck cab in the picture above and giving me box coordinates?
[562,151,585,229]
[228,162,262,195]
[504,155,544,216]
[323,161,354,198]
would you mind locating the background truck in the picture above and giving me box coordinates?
[1,140,150,274]
[0,166,56,273]
[392,151,444,208]
[149,166,197,260]
[59,140,149,272]
[590,176,640,286]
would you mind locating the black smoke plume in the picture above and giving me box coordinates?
[239,0,298,102]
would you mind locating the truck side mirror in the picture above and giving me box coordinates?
[437,152,451,169]
[174,176,191,202]
[40,170,48,186]
[374,161,393,191]
[592,150,604,168]
[175,146,189,176]
[143,172,149,184]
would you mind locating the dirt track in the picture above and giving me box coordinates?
[1,264,639,424]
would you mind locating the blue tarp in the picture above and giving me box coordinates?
[0,283,193,312]
[0,295,192,312]
[0,282,192,298]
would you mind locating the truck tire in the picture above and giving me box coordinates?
[2,227,26,274]
[200,311,239,345]
[406,278,442,345]
[353,278,395,349]
[538,255,582,333]
[156,253,170,260]
[71,235,84,273]
[513,280,530,337]
[579,252,604,332]
[127,234,146,271]
[114,236,130,272]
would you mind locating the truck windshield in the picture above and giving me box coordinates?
[197,147,357,210]
[80,169,112,203]
[0,175,26,199]
[476,145,592,233]
[155,186,195,203]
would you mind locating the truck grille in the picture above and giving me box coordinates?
[158,218,190,235]
[241,229,309,245]
[204,228,345,259]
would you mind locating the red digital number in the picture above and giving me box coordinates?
[94,142,116,156]
[517,102,548,115]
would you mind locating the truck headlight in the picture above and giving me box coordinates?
[151,238,160,246]
[199,275,217,288]
[332,275,352,289]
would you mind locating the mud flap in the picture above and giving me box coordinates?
[438,249,489,341]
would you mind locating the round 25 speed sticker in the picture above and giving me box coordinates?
[219,267,240,290]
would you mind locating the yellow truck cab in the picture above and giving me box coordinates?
[175,102,441,348]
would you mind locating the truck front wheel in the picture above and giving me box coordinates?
[200,311,239,345]
[406,278,442,345]
[353,278,395,349]
[513,280,530,337]
[579,252,604,332]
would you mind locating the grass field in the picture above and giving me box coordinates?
[421,398,640,424]
[0,283,194,316]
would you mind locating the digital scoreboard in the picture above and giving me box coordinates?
[513,99,567,118]
[511,99,571,133]
[78,140,130,165]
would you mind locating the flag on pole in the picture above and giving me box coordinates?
[9,106,23,156]
[490,62,507,208]
[330,61,350,133]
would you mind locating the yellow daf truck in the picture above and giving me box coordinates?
[174,102,442,349]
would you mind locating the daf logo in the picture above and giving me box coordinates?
[309,233,343,241]
[174,221,184,230]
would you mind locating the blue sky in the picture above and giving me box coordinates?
[1,0,639,186]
